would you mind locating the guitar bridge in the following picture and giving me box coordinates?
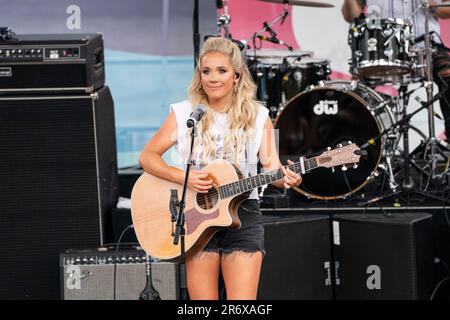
[169,189,179,221]
[169,189,179,236]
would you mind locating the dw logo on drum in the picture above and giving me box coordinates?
[313,100,338,115]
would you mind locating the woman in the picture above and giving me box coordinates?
[139,37,302,300]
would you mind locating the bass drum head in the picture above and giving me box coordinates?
[274,80,390,200]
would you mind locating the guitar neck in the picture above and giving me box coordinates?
[218,156,318,199]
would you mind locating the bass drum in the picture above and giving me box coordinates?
[274,80,394,200]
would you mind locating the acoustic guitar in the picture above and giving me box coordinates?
[131,142,362,261]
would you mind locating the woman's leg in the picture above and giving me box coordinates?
[186,252,221,300]
[220,251,263,300]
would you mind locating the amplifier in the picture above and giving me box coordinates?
[60,247,180,300]
[0,33,104,93]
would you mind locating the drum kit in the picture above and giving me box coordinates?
[214,0,450,204]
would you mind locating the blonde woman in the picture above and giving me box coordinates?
[139,37,302,300]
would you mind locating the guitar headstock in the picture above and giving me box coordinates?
[316,142,363,171]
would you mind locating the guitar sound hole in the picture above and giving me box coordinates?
[196,187,219,210]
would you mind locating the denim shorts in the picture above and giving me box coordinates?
[202,199,265,256]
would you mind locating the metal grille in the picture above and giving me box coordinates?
[0,87,118,299]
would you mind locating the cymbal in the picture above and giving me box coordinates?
[258,0,335,8]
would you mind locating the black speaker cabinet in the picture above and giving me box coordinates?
[60,248,179,300]
[258,214,333,300]
[0,86,119,299]
[332,213,434,300]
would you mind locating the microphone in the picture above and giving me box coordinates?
[414,34,426,44]
[256,35,292,50]
[415,97,443,119]
[187,105,206,128]
[414,31,434,44]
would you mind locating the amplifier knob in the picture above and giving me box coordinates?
[107,257,113,263]
[11,50,15,54]
[82,257,88,263]
[89,257,95,263]
[75,258,81,263]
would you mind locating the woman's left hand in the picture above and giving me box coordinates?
[280,159,302,189]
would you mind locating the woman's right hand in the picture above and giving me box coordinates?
[187,170,213,193]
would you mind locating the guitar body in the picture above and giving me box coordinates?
[131,142,362,262]
[131,160,248,262]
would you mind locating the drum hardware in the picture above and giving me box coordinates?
[216,0,232,39]
[358,88,450,206]
[403,0,450,180]
[381,133,399,192]
[258,0,335,8]
[251,2,293,51]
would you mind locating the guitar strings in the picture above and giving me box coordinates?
[197,156,340,204]
[195,162,308,205]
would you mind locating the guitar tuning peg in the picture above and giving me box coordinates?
[337,144,342,148]
[341,165,348,171]
[331,167,335,173]
[327,147,332,151]
[353,163,358,169]
[348,140,352,144]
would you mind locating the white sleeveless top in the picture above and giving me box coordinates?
[169,100,269,199]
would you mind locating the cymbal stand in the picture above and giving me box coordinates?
[358,89,450,206]
[406,0,439,179]
[398,84,415,189]
[217,0,232,39]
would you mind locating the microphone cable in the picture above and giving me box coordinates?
[113,224,134,300]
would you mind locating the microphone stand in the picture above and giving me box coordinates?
[406,1,442,179]
[251,3,292,52]
[193,0,200,68]
[139,254,161,300]
[422,0,438,179]
[172,125,197,301]
[217,0,231,39]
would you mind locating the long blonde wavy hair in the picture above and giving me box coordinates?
[186,37,260,166]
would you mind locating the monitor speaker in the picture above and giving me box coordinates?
[332,213,434,300]
[258,214,333,300]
